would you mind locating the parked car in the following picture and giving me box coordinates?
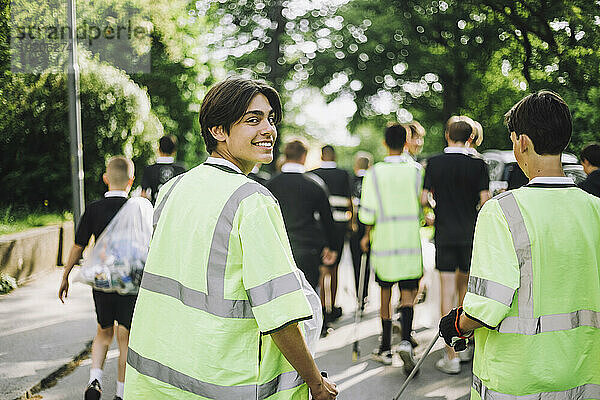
[482,150,586,195]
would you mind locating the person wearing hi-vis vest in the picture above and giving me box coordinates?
[124,77,338,400]
[439,90,600,399]
[359,123,424,375]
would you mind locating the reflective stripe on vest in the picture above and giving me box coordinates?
[153,174,186,228]
[142,182,302,318]
[492,192,600,334]
[128,348,304,400]
[467,276,515,307]
[473,374,600,399]
[371,248,421,257]
[371,168,419,224]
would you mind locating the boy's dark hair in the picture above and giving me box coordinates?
[504,90,572,155]
[199,77,282,153]
[446,118,473,143]
[321,145,335,161]
[385,123,407,150]
[284,139,308,161]
[580,142,600,167]
[159,135,177,155]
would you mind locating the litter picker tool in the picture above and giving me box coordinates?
[351,252,368,361]
[392,331,440,400]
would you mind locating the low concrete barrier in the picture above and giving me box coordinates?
[0,225,62,285]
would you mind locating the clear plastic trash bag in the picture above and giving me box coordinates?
[296,269,323,356]
[75,197,153,295]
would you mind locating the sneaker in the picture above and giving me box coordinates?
[435,355,461,374]
[114,397,123,400]
[371,348,393,365]
[84,379,102,400]
[397,340,416,375]
[458,343,474,363]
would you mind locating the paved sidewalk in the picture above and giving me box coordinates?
[0,267,97,400]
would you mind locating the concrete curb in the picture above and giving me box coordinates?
[12,340,93,400]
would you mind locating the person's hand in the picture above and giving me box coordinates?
[425,212,435,226]
[321,247,338,266]
[58,276,69,303]
[439,307,471,351]
[360,234,370,253]
[309,376,338,400]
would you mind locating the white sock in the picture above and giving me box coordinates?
[89,368,103,385]
[116,381,125,398]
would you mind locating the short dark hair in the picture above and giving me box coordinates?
[581,142,600,167]
[385,123,407,150]
[446,118,473,143]
[159,135,177,154]
[198,77,282,153]
[284,139,308,161]
[321,145,335,161]
[504,90,572,155]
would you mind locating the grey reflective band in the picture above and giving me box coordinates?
[207,183,275,299]
[143,182,299,319]
[140,271,255,318]
[468,276,515,307]
[328,195,351,208]
[378,214,418,223]
[370,169,386,219]
[415,167,421,196]
[128,347,304,399]
[497,192,534,319]
[371,248,421,257]
[246,272,302,308]
[498,309,600,335]
[153,174,185,228]
[473,374,600,399]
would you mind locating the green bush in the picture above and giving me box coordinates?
[0,53,161,211]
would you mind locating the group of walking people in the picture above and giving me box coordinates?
[59,76,599,400]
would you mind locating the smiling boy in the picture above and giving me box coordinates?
[124,77,337,400]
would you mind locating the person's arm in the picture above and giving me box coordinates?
[420,189,431,207]
[459,313,483,333]
[141,189,150,200]
[478,160,491,206]
[58,244,84,303]
[360,224,373,253]
[271,324,338,400]
[316,185,336,256]
[479,190,491,206]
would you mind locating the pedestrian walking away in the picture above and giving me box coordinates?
[140,135,186,205]
[312,145,353,329]
[349,151,373,311]
[266,138,338,292]
[578,142,600,198]
[440,90,600,399]
[421,115,490,374]
[359,123,424,375]
[58,156,149,400]
[124,77,338,400]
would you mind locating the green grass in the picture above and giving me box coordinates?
[0,207,72,236]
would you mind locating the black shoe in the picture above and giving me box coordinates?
[84,379,102,400]
[114,397,123,400]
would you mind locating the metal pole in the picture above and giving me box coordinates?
[67,0,84,226]
[392,332,440,400]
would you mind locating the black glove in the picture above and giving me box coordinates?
[439,307,472,352]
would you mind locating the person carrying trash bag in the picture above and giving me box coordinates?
[59,156,152,400]
[440,90,600,399]
[124,77,338,400]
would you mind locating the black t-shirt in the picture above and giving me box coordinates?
[312,166,352,224]
[74,196,128,247]
[266,172,335,251]
[423,151,489,245]
[579,169,600,198]
[141,162,186,205]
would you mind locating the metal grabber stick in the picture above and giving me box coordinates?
[351,252,368,361]
[392,331,440,400]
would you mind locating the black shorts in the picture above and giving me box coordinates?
[92,289,137,330]
[435,244,473,273]
[375,274,420,290]
[293,247,322,290]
